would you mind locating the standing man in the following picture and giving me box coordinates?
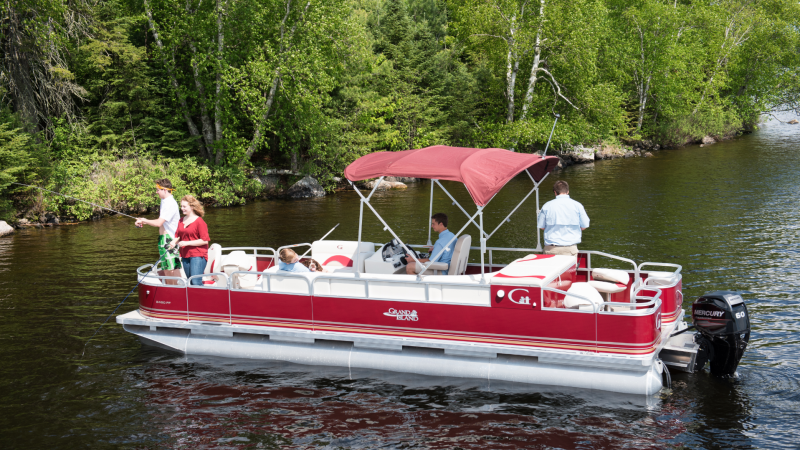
[537,180,589,256]
[406,213,455,274]
[135,179,182,283]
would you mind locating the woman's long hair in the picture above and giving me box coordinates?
[181,195,205,217]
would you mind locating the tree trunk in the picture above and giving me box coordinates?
[521,0,545,121]
[243,71,281,162]
[187,41,217,157]
[636,74,651,132]
[505,17,518,123]
[214,0,225,165]
[241,0,311,163]
[143,0,208,159]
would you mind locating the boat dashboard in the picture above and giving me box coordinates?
[366,239,427,274]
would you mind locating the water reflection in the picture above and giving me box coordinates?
[1,116,799,447]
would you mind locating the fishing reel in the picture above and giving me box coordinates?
[163,243,179,255]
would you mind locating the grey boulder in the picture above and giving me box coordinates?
[0,220,14,236]
[287,176,325,198]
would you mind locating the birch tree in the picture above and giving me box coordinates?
[142,0,350,165]
[615,0,688,133]
[457,0,579,124]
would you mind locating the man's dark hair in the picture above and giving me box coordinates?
[155,178,173,190]
[553,180,569,195]
[431,213,448,228]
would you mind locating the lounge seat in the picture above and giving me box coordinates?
[591,268,630,285]
[311,240,375,273]
[564,282,604,311]
[588,280,627,303]
[220,251,258,289]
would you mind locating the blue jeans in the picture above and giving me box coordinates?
[182,257,207,286]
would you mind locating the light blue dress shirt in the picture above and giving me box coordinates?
[431,229,456,264]
[537,194,590,246]
[277,261,310,273]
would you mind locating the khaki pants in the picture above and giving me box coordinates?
[544,245,578,256]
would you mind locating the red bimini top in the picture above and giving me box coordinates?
[344,146,559,206]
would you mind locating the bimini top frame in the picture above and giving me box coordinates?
[345,146,560,283]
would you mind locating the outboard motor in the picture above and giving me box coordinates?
[692,291,750,377]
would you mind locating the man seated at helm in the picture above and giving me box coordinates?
[405,213,455,275]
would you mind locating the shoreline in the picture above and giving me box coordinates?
[0,133,750,234]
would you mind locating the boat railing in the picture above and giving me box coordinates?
[220,247,279,259]
[136,264,187,286]
[229,270,312,296]
[542,286,602,313]
[637,262,682,285]
[541,286,661,315]
[580,251,638,275]
[228,270,491,304]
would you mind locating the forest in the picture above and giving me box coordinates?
[0,0,798,221]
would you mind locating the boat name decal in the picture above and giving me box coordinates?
[695,309,725,318]
[508,288,531,305]
[384,308,419,321]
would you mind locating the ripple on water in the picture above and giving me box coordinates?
[1,116,800,447]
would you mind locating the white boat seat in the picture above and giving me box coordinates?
[311,240,375,272]
[564,282,604,310]
[645,271,677,286]
[220,251,258,289]
[588,280,627,294]
[447,235,471,276]
[592,268,630,286]
[204,243,223,274]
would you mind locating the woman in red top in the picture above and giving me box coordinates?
[169,195,210,286]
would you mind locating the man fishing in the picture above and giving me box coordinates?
[135,179,181,284]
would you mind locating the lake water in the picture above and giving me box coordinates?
[1,117,799,448]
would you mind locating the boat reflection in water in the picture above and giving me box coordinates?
[139,355,688,448]
[120,146,749,397]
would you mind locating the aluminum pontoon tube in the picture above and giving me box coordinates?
[120,320,664,396]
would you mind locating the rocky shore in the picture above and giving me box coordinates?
[549,134,727,171]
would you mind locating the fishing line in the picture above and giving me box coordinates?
[299,223,340,260]
[81,249,175,357]
[11,182,139,220]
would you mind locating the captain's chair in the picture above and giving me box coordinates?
[447,235,471,275]
[415,235,471,275]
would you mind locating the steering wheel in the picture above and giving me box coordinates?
[381,240,418,262]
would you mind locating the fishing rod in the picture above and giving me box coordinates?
[299,223,340,260]
[541,113,561,158]
[11,182,139,220]
[81,245,179,357]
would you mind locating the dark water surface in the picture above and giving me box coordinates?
[2,118,799,448]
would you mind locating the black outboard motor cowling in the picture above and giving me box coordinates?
[692,291,750,377]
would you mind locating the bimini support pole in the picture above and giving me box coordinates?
[486,170,549,240]
[479,207,486,283]
[350,178,426,273]
[434,180,489,240]
[531,170,550,252]
[423,207,483,275]
[351,177,386,273]
[427,180,435,246]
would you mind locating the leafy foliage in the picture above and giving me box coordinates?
[0,0,798,220]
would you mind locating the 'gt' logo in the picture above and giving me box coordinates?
[509,288,531,305]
